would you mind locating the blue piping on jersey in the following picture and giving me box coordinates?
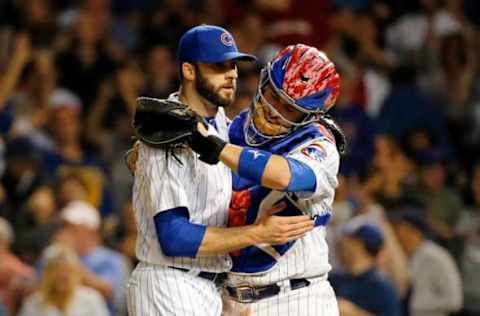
[153,207,206,258]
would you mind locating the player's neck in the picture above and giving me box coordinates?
[179,85,217,118]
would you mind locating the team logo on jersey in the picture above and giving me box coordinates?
[302,143,327,161]
[221,32,234,46]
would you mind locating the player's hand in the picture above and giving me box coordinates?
[196,122,209,137]
[252,203,315,245]
[189,124,227,165]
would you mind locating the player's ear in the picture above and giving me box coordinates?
[181,62,196,81]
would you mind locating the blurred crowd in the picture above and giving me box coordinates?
[0,0,479,315]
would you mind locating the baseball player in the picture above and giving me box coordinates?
[189,44,343,315]
[126,26,315,316]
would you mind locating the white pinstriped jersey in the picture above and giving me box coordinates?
[132,103,233,272]
[127,263,222,316]
[227,112,340,287]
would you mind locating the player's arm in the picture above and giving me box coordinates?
[190,130,316,193]
[189,121,343,195]
[154,204,314,257]
[218,143,315,192]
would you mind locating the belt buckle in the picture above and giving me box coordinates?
[235,285,256,303]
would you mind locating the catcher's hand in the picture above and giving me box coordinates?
[132,97,206,149]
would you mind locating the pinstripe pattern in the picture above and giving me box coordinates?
[222,280,339,316]
[128,101,231,315]
[224,135,340,315]
[132,106,232,271]
[127,263,222,316]
[228,139,339,286]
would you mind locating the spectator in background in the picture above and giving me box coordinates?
[2,35,56,142]
[19,243,109,316]
[377,65,451,157]
[55,200,129,315]
[83,78,134,212]
[42,89,114,216]
[0,217,35,316]
[14,186,60,264]
[55,166,105,210]
[143,45,177,99]
[1,137,49,227]
[363,135,417,210]
[455,163,480,316]
[347,171,410,297]
[330,222,401,316]
[391,209,463,316]
[330,68,376,174]
[250,0,332,49]
[411,150,463,242]
[0,33,32,113]
[55,9,117,111]
[140,1,193,53]
[42,88,93,171]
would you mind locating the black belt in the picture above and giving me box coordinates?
[169,266,225,283]
[226,278,311,303]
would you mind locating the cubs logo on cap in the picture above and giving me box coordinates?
[221,32,234,47]
[177,25,256,63]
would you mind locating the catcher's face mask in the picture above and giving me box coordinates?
[244,70,316,146]
[244,44,340,146]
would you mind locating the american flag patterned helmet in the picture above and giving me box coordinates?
[244,44,340,146]
[267,44,340,114]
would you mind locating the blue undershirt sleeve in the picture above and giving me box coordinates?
[237,147,316,193]
[153,207,206,258]
[285,158,316,192]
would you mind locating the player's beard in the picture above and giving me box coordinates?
[195,71,235,108]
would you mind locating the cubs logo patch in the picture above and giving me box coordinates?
[302,143,327,161]
[220,32,233,46]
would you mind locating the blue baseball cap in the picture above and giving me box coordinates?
[177,25,256,63]
[342,223,384,255]
[389,208,430,234]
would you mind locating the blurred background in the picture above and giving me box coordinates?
[0,0,479,315]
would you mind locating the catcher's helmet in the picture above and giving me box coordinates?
[244,44,340,146]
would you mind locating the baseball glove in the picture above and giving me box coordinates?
[132,97,205,149]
